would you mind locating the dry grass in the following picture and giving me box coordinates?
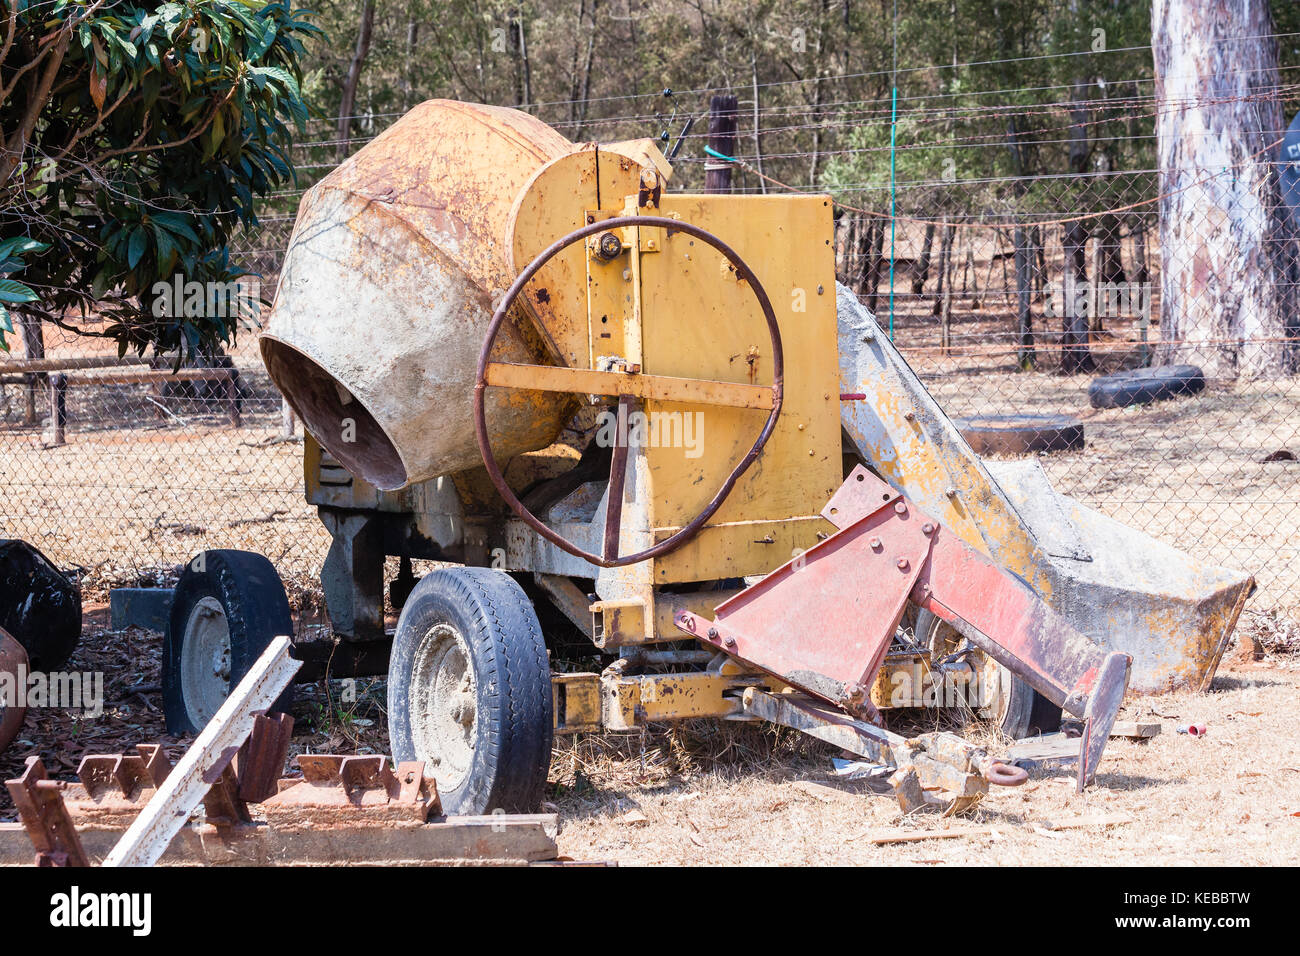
[551,653,1300,866]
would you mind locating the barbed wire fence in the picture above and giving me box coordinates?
[2,47,1298,624]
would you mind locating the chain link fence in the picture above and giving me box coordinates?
[2,118,1298,623]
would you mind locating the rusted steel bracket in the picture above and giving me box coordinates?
[681,466,1131,791]
[0,628,28,755]
[202,762,253,829]
[262,755,439,827]
[63,743,173,828]
[234,712,296,803]
[742,689,1025,814]
[6,756,90,866]
[103,635,300,867]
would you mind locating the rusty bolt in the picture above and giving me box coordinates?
[894,502,907,515]
[596,232,623,261]
[922,522,935,535]
[903,411,916,422]
[707,627,719,640]
[869,536,882,550]
[896,558,910,571]
[945,486,958,499]
[723,635,737,648]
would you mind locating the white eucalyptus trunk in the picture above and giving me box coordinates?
[1151,0,1293,377]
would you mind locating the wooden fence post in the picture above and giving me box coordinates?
[47,374,66,446]
[705,94,738,194]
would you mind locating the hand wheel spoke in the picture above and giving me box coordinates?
[474,214,784,568]
[602,395,632,561]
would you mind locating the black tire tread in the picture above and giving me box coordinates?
[388,567,552,814]
[163,550,294,735]
[1088,364,1205,410]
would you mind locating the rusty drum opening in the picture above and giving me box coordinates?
[261,337,407,489]
[258,100,580,490]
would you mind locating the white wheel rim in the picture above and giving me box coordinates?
[180,596,232,728]
[408,623,477,793]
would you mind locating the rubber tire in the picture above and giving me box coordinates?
[914,609,1061,740]
[956,414,1085,456]
[388,567,552,815]
[1088,364,1205,409]
[0,539,81,670]
[163,550,295,735]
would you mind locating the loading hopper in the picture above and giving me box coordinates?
[836,285,1253,693]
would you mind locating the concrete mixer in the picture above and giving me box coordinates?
[160,100,1254,816]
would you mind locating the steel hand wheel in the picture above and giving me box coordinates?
[474,214,783,568]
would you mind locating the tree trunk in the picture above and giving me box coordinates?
[1152,0,1294,376]
[511,8,533,109]
[750,49,767,194]
[931,225,953,316]
[1014,225,1035,369]
[1061,221,1095,374]
[401,19,419,109]
[912,223,935,295]
[336,0,376,163]
[19,312,44,425]
[834,213,853,279]
[864,220,885,312]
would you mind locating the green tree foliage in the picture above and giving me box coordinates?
[0,0,320,358]
[0,235,47,351]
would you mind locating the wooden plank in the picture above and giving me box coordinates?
[1109,721,1161,739]
[0,355,149,373]
[742,688,900,764]
[0,815,559,866]
[484,361,775,409]
[68,368,233,386]
[1038,812,1133,832]
[1004,732,1078,766]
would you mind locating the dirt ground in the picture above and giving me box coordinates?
[3,608,1297,865]
[551,638,1300,866]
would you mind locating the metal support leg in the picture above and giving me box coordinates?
[318,508,386,642]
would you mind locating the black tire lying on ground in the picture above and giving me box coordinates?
[1088,364,1205,410]
[956,414,1085,456]
[0,539,81,670]
[388,567,553,816]
[163,549,294,735]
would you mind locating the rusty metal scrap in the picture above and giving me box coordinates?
[2,750,510,866]
[261,755,439,828]
[6,756,90,867]
[682,465,1131,790]
[233,712,295,803]
[742,688,1025,815]
[0,628,28,755]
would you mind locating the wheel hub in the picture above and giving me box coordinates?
[408,623,477,793]
[180,596,232,729]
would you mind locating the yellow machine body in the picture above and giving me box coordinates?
[287,101,1251,738]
